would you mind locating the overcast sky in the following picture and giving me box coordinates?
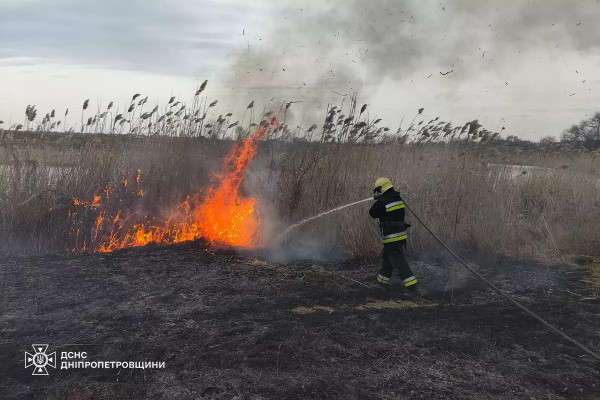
[1,0,599,140]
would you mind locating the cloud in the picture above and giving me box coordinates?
[0,0,275,75]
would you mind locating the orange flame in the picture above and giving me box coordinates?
[196,120,269,246]
[70,118,276,252]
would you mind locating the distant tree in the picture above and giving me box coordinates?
[587,112,600,141]
[561,112,600,143]
[561,123,585,141]
[539,135,556,146]
[506,135,520,142]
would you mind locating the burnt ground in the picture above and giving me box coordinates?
[0,241,599,399]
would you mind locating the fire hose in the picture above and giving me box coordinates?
[277,196,600,361]
[403,200,600,362]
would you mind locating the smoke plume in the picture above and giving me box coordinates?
[224,0,600,125]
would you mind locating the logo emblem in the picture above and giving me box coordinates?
[25,344,56,375]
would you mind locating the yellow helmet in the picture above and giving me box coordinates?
[373,177,393,196]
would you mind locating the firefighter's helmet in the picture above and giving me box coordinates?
[373,177,393,198]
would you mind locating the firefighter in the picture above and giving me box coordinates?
[369,177,421,296]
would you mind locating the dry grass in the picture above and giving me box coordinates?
[0,134,226,251]
[270,141,600,265]
[1,129,599,267]
[1,92,599,278]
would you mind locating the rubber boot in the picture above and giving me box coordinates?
[376,274,391,290]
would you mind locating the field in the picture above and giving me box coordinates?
[1,101,600,398]
[1,242,599,399]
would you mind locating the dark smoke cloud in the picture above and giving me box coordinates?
[224,0,600,122]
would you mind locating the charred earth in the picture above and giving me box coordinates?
[1,241,599,399]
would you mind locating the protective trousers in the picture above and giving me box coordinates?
[377,241,418,288]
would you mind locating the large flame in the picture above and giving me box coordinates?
[70,118,276,252]
[195,119,270,246]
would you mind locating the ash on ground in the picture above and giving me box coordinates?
[1,241,599,399]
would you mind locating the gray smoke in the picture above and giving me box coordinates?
[224,0,600,124]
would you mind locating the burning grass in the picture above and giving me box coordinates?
[68,118,278,252]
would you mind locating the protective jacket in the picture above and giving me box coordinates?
[369,189,408,244]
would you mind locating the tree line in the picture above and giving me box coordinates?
[559,112,600,149]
